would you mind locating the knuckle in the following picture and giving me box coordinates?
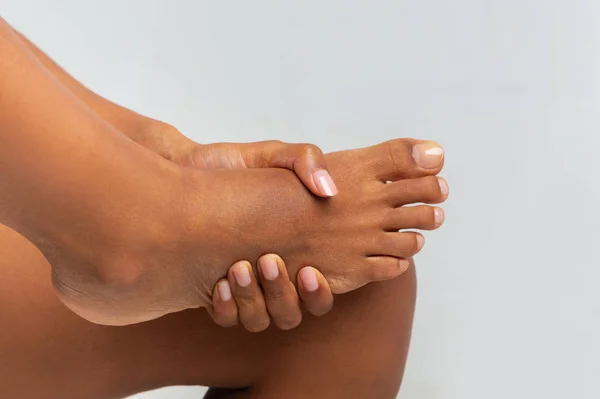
[384,140,410,172]
[264,289,286,301]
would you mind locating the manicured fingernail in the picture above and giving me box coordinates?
[416,235,425,250]
[299,267,319,292]
[434,207,445,227]
[313,169,339,197]
[260,256,279,281]
[438,177,449,197]
[217,281,232,301]
[399,259,410,273]
[233,263,252,287]
[412,143,444,169]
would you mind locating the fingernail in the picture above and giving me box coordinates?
[416,235,425,250]
[299,267,319,292]
[399,259,410,273]
[313,169,339,197]
[412,143,444,169]
[434,208,445,227]
[260,256,279,281]
[217,281,232,301]
[233,263,252,287]
[438,177,449,197]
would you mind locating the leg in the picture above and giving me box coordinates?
[0,224,415,399]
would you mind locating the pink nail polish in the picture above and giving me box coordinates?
[233,263,252,287]
[300,268,319,292]
[313,169,339,197]
[260,256,279,281]
[217,281,232,301]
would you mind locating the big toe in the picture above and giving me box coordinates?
[370,139,445,181]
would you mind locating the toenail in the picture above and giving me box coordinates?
[217,281,232,301]
[313,169,339,197]
[434,208,445,226]
[399,259,410,273]
[416,235,425,250]
[233,263,252,287]
[260,256,279,281]
[412,143,444,169]
[299,267,319,292]
[438,177,449,197]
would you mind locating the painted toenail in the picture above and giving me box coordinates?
[313,169,339,197]
[412,143,444,169]
[233,263,252,287]
[217,281,232,301]
[416,235,425,250]
[438,177,449,197]
[260,256,279,281]
[299,267,319,292]
[434,207,445,226]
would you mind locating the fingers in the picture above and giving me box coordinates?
[208,279,238,327]
[228,261,271,332]
[297,267,334,317]
[243,141,339,198]
[257,255,303,330]
[210,257,336,331]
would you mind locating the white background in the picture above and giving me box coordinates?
[3,1,599,398]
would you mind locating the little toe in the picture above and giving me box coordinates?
[386,206,445,231]
[228,261,270,332]
[369,139,445,181]
[386,176,449,207]
[364,256,411,282]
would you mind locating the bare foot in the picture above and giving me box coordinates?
[53,138,446,326]
[178,139,447,305]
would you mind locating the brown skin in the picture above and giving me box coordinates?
[0,18,446,327]
[0,223,416,399]
[11,24,342,329]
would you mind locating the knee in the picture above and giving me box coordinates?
[253,260,417,399]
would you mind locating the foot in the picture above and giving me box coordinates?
[52,138,446,326]
[179,138,447,306]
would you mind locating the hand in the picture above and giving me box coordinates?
[133,121,339,198]
[208,254,333,332]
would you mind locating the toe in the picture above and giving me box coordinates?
[228,261,270,332]
[386,176,449,207]
[257,254,303,330]
[363,257,411,282]
[370,139,445,181]
[374,232,425,259]
[385,206,445,231]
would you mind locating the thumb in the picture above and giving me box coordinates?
[244,141,339,197]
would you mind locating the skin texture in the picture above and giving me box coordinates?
[0,18,448,399]
[0,17,446,327]
[0,223,417,399]
[11,24,342,329]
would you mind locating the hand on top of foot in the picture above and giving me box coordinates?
[177,138,448,308]
[209,255,333,332]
